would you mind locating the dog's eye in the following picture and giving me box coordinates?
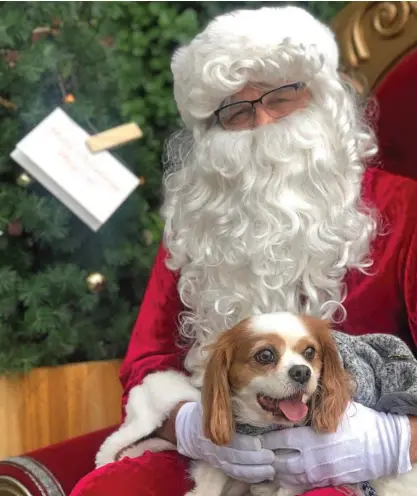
[303,347,316,360]
[255,348,276,364]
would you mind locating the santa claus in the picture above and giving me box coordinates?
[71,6,417,496]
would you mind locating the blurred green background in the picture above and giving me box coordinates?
[0,2,346,373]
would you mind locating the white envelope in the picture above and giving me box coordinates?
[11,108,140,231]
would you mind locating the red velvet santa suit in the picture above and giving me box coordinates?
[70,167,417,496]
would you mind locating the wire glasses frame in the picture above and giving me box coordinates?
[214,82,307,130]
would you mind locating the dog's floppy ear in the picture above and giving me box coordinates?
[304,317,352,433]
[201,331,236,446]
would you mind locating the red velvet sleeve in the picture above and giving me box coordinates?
[404,210,417,348]
[119,242,186,410]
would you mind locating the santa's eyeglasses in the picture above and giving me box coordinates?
[214,82,307,131]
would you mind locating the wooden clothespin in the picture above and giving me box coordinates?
[0,96,17,110]
[86,122,143,153]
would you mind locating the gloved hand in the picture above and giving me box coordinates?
[260,401,412,491]
[175,402,275,483]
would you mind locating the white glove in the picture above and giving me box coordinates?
[175,402,275,483]
[261,402,412,491]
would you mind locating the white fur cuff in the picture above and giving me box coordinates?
[95,370,201,467]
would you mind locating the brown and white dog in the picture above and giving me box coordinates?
[187,312,417,496]
[186,312,352,496]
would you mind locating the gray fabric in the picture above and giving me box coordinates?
[333,331,417,415]
[236,331,417,436]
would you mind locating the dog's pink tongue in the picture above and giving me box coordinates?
[278,398,308,422]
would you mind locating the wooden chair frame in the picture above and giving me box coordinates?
[332,1,417,92]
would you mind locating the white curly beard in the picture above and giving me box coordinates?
[162,102,377,385]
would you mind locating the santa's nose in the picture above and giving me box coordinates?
[253,107,276,127]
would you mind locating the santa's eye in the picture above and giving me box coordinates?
[255,348,277,364]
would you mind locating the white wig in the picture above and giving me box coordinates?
[171,6,339,130]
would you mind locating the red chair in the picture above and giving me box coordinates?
[332,1,417,179]
[0,427,116,495]
[1,2,416,494]
[374,48,417,181]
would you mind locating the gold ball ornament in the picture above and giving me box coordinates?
[63,93,75,104]
[16,172,33,187]
[7,220,23,237]
[86,272,106,293]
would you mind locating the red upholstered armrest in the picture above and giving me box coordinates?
[0,426,117,496]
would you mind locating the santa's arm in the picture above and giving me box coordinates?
[403,191,417,350]
[401,187,417,463]
[95,242,200,467]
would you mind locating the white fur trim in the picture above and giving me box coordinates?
[372,463,417,496]
[117,438,176,461]
[171,6,339,128]
[95,370,201,467]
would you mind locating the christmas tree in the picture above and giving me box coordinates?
[0,3,166,373]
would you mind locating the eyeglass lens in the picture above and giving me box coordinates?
[218,85,303,130]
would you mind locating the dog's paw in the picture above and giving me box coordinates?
[249,483,277,496]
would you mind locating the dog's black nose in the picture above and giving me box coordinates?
[288,365,311,384]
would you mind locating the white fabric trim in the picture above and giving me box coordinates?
[95,370,200,467]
